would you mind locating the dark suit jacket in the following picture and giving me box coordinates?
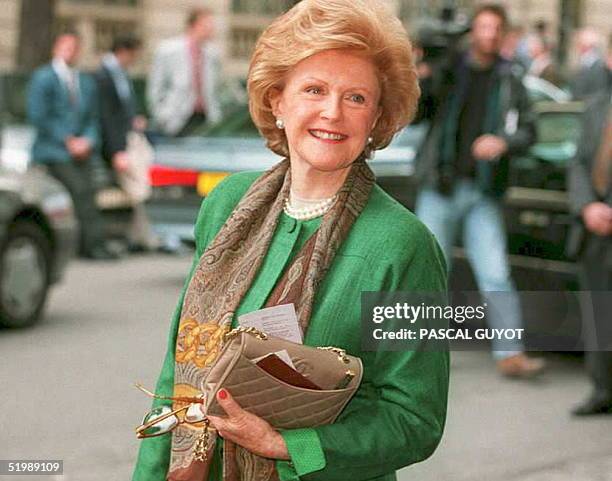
[27,64,100,164]
[566,92,611,260]
[570,59,611,101]
[94,64,135,167]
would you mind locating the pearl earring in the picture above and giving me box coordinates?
[276,118,285,129]
[366,136,375,160]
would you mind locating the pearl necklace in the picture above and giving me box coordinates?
[283,194,337,221]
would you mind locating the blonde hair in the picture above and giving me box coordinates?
[248,0,420,157]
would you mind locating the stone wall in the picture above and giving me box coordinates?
[0,0,21,70]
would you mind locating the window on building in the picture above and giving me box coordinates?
[63,0,139,5]
[399,0,474,26]
[95,20,140,53]
[229,0,297,63]
[231,0,295,15]
[56,0,141,65]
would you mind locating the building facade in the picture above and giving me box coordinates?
[0,0,610,76]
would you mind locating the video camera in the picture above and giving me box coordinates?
[416,7,470,62]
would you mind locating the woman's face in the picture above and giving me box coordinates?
[271,49,382,175]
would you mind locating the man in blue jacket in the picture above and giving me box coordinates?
[27,32,117,260]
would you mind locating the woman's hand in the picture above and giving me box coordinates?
[204,389,290,460]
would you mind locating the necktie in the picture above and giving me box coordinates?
[592,112,612,198]
[66,69,79,107]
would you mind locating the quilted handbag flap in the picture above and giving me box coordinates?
[202,330,363,429]
[241,333,362,391]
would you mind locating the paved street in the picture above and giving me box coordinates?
[1,254,610,481]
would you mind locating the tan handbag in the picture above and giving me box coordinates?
[203,327,363,429]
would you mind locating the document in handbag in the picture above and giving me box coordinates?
[238,304,303,344]
[254,353,322,390]
[251,349,296,369]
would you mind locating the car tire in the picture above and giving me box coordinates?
[0,220,52,328]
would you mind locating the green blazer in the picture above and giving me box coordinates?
[27,64,100,164]
[133,171,450,481]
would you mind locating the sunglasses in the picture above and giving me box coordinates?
[134,383,210,440]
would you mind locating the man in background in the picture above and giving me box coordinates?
[567,92,612,416]
[571,28,610,100]
[147,7,222,136]
[526,32,562,86]
[500,24,527,76]
[415,4,543,377]
[96,36,142,174]
[27,32,117,260]
[96,35,158,252]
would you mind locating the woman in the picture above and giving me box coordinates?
[132,1,449,480]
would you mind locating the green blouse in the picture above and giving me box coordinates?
[132,171,449,481]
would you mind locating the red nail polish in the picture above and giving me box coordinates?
[218,389,228,400]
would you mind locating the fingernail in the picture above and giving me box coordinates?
[218,389,228,400]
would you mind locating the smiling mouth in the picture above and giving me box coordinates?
[309,130,348,141]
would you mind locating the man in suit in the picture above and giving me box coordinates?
[96,36,158,252]
[526,33,562,87]
[96,36,141,174]
[567,91,612,416]
[570,29,611,101]
[147,7,222,137]
[27,32,117,260]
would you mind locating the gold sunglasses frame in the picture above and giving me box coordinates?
[134,383,209,439]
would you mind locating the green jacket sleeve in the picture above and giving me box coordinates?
[276,227,450,481]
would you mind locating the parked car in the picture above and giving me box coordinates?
[0,167,77,327]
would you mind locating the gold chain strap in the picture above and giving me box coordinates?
[225,328,350,364]
[193,418,211,462]
[223,326,269,343]
[317,346,351,364]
